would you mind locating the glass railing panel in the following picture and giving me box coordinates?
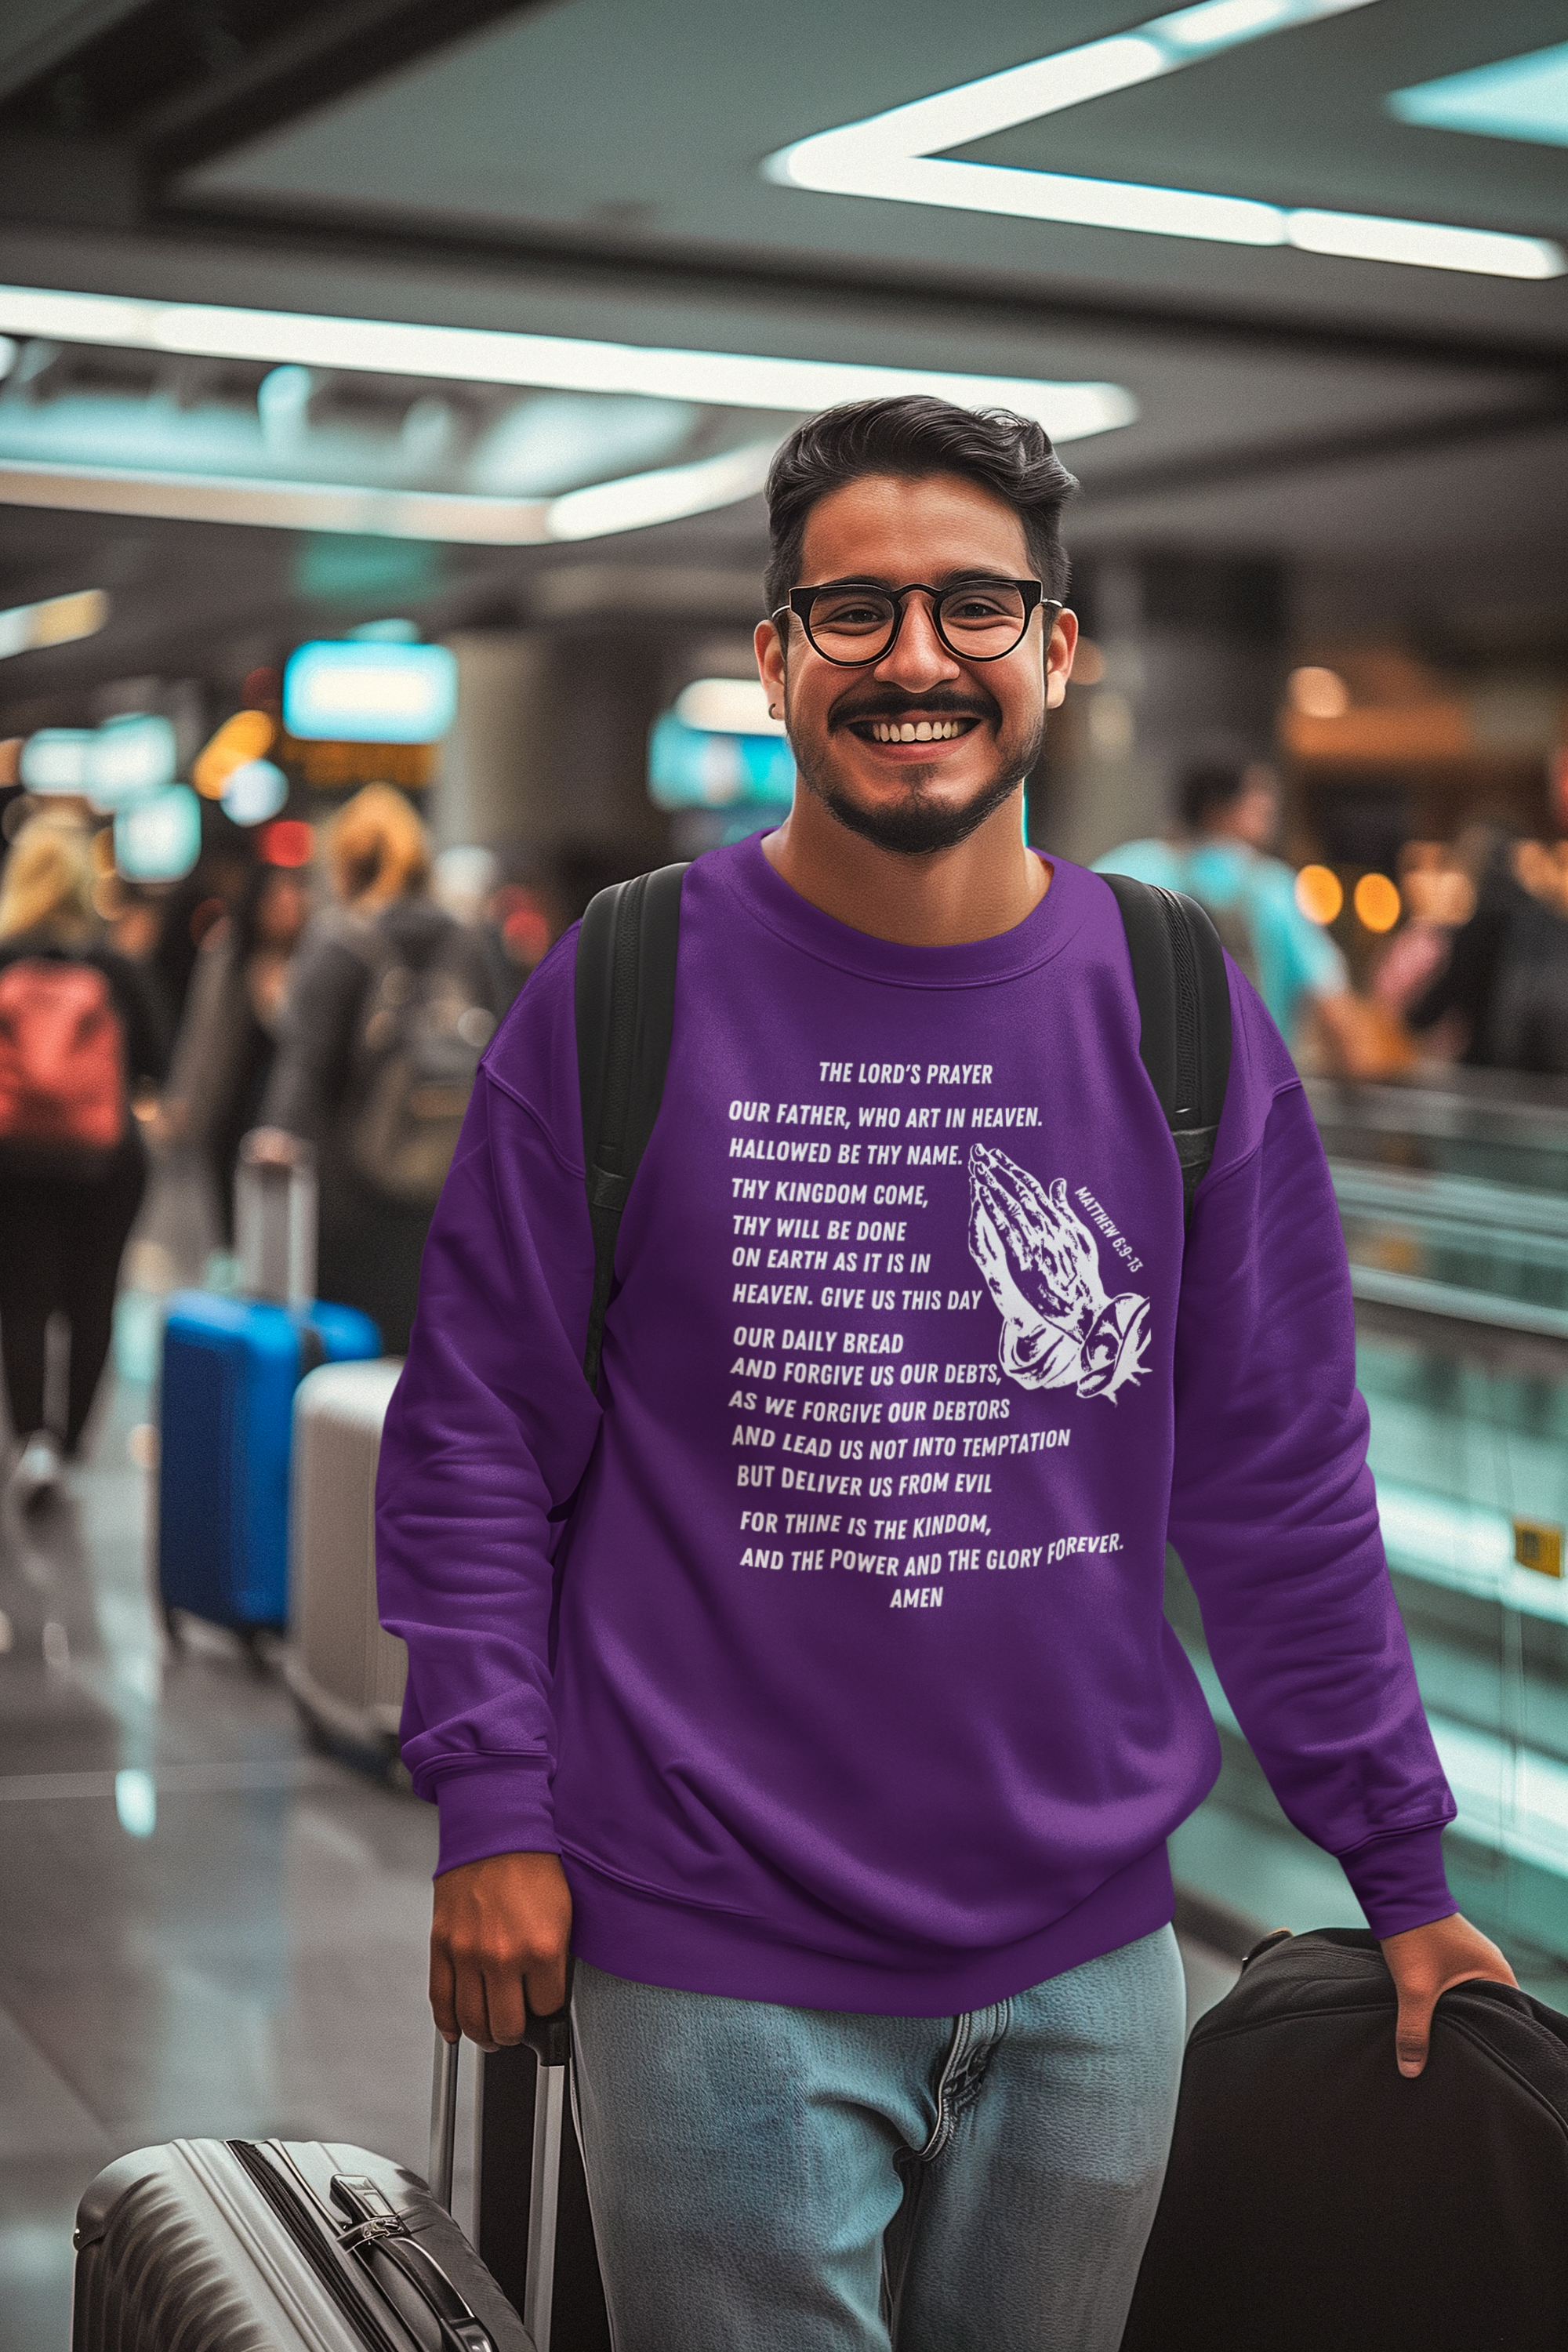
[1171,1159,1568,1985]
[1308,1069,1568,1193]
[1334,1163,1568,1321]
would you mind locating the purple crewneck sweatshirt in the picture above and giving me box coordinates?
[376,840,1455,2014]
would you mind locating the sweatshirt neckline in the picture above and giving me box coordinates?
[712,831,1091,991]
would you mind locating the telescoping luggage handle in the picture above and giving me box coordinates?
[430,2005,572,2352]
[236,1130,318,1306]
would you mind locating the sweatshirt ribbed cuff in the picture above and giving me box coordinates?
[1335,1821,1454,1939]
[428,1760,557,1878]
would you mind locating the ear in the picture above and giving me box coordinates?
[1045,608,1079,713]
[755,616,787,717]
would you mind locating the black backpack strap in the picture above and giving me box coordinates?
[574,862,688,1392]
[1100,872,1232,1224]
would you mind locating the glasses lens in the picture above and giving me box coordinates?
[804,586,898,662]
[936,580,1029,658]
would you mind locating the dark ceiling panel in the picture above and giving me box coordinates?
[171,0,1568,347]
[0,0,145,103]
[9,0,544,172]
[0,0,545,227]
[966,0,1568,234]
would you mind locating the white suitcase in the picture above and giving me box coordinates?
[285,1356,407,1769]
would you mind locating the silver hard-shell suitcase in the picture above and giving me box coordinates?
[71,2031,545,2351]
[284,1356,407,1766]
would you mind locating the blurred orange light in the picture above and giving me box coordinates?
[1288,666,1351,719]
[1295,864,1344,924]
[1070,637,1106,686]
[260,818,313,868]
[193,708,276,799]
[1354,872,1401,932]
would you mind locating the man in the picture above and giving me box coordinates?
[1095,752,1351,1053]
[377,397,1510,2351]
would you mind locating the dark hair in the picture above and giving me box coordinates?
[764,397,1077,620]
[1178,750,1265,833]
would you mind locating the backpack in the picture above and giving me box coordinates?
[572,863,1231,1391]
[0,956,127,1175]
[1120,1926,1568,2350]
[345,920,496,1207]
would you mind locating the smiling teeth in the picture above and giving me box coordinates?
[870,719,964,742]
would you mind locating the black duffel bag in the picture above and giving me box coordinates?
[1121,1926,1568,2352]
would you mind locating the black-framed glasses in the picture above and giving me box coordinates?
[775,577,1056,666]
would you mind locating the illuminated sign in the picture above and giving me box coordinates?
[674,677,783,735]
[89,713,177,811]
[282,641,457,744]
[20,728,93,793]
[221,758,289,826]
[648,713,794,811]
[114,786,202,882]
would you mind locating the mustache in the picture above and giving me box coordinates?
[829,685,1000,731]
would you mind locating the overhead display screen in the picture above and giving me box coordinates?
[282,641,458,744]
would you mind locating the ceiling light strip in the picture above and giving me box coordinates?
[0,286,1135,443]
[0,459,547,540]
[0,442,781,545]
[0,586,110,658]
[764,0,1564,281]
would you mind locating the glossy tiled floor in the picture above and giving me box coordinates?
[0,1361,452,2347]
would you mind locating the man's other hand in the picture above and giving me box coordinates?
[1380,1912,1515,2078]
[430,1850,572,2049]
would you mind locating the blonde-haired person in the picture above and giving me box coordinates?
[254,785,498,1352]
[0,816,168,1504]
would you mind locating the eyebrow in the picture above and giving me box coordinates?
[800,569,1020,591]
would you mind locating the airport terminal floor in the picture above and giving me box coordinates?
[0,1163,456,2346]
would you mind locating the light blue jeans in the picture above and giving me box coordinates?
[570,1926,1186,2351]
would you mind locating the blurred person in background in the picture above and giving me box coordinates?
[1096,753,1343,1035]
[1095,752,1407,1076]
[1406,825,1568,1074]
[1474,836,1568,1076]
[431,843,515,1014]
[1374,840,1480,1053]
[103,884,166,978]
[162,855,311,1243]
[254,784,496,1352]
[0,817,168,1505]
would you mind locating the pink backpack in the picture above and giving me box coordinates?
[0,959,127,1166]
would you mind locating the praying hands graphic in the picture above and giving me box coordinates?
[967,1145,1150,1403]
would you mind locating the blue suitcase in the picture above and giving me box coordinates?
[158,1292,380,1640]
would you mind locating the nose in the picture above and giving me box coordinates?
[873,592,961,691]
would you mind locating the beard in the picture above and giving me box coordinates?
[790,691,1047,857]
